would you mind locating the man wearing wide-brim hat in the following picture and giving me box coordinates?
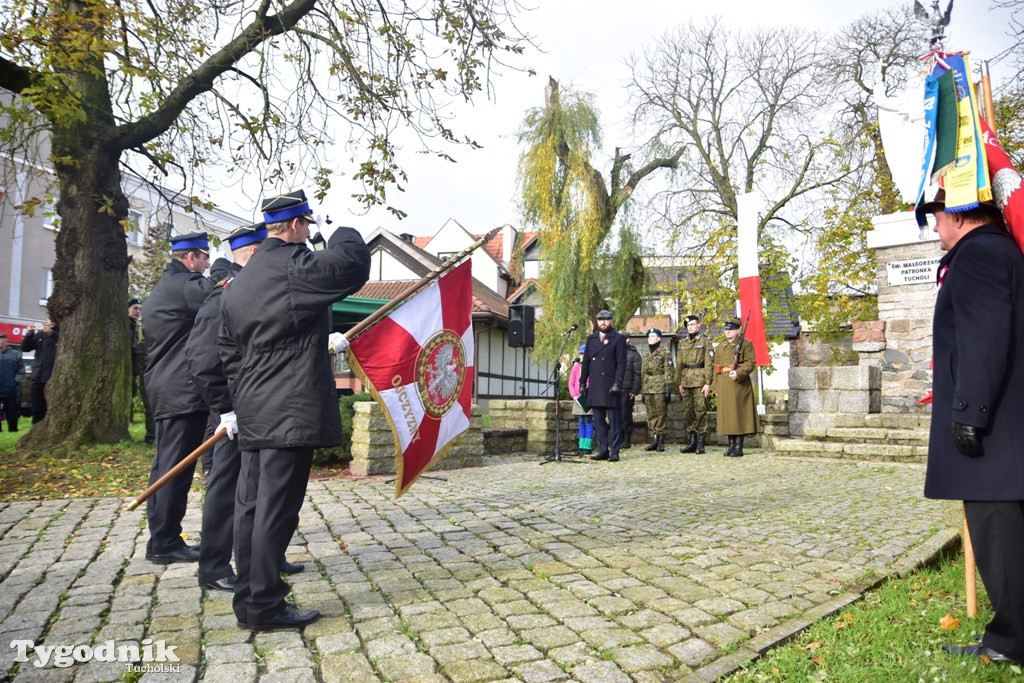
[919,187,1024,665]
[220,190,370,630]
[143,231,213,565]
[712,316,759,457]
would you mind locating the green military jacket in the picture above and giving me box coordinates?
[674,333,714,388]
[641,346,674,394]
[713,337,760,435]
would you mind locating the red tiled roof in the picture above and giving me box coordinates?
[623,315,673,335]
[472,232,505,265]
[352,281,417,301]
[413,236,431,249]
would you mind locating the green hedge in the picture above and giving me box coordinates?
[312,392,375,466]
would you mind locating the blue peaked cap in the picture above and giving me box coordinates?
[261,190,315,224]
[227,222,267,250]
[170,231,210,251]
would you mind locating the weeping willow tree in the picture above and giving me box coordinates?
[515,78,682,359]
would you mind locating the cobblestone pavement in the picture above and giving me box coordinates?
[0,450,953,683]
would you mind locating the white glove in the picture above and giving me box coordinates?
[218,411,238,440]
[328,331,349,353]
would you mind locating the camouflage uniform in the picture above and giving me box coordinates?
[674,333,714,436]
[642,346,673,437]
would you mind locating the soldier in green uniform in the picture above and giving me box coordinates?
[641,328,673,452]
[713,317,760,456]
[675,314,714,454]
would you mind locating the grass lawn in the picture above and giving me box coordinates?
[0,419,167,502]
[725,552,1023,681]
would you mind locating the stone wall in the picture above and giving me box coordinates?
[865,212,940,413]
[483,429,527,455]
[489,399,575,454]
[788,365,880,436]
[349,402,483,476]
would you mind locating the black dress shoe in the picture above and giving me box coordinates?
[590,453,610,461]
[249,605,320,630]
[281,561,305,575]
[608,455,619,462]
[146,545,200,564]
[942,643,1014,662]
[201,575,237,591]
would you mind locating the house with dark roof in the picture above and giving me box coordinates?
[331,227,553,409]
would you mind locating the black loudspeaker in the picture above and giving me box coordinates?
[508,304,535,348]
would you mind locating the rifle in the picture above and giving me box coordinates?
[730,312,752,372]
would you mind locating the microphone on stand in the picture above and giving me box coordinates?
[561,323,578,337]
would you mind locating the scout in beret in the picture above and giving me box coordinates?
[641,325,672,451]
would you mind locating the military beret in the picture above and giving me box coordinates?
[261,190,314,224]
[646,328,663,337]
[169,231,210,251]
[723,317,742,330]
[595,309,613,320]
[128,297,143,307]
[684,315,700,324]
[227,222,267,250]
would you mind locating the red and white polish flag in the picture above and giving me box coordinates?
[347,260,475,497]
[736,192,771,367]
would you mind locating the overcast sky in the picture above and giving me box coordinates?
[207,1,1018,240]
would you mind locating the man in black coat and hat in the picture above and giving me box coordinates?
[580,309,627,462]
[21,320,58,422]
[921,189,1024,665]
[220,190,370,630]
[143,231,212,564]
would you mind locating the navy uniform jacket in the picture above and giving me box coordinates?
[21,329,58,384]
[219,229,370,450]
[185,259,240,415]
[924,225,1024,501]
[143,260,213,419]
[580,327,627,408]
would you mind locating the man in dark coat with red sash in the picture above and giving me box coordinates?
[922,189,1024,665]
[580,309,626,462]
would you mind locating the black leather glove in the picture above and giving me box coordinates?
[609,382,621,395]
[663,391,671,404]
[951,421,982,457]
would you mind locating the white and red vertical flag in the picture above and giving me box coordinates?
[347,260,475,498]
[736,192,771,366]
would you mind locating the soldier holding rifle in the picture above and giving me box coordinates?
[713,316,759,457]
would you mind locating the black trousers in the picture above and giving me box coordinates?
[621,394,635,444]
[146,413,206,555]
[964,500,1024,663]
[591,406,622,457]
[131,370,156,442]
[0,393,17,430]
[198,428,241,584]
[30,382,46,423]
[234,447,313,626]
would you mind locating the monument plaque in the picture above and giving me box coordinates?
[886,257,941,287]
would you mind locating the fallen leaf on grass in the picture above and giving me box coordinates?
[834,620,848,629]
[910,600,919,606]
[811,656,825,666]
[804,642,821,650]
[939,613,961,631]
[980,654,992,664]
[770,666,780,677]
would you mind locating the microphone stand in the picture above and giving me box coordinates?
[540,327,585,465]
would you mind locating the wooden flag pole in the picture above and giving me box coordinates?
[980,60,997,131]
[964,506,978,617]
[123,430,227,511]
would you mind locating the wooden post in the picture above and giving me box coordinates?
[963,505,977,618]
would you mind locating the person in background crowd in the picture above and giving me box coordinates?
[641,328,673,452]
[143,232,212,564]
[676,314,714,454]
[0,334,24,432]
[21,320,58,423]
[128,298,156,444]
[621,341,642,449]
[568,345,593,455]
[580,309,626,462]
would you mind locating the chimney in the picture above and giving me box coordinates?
[502,224,515,265]
[399,233,415,243]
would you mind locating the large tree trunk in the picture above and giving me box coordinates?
[19,140,132,452]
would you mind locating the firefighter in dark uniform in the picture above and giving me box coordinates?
[186,223,303,592]
[713,317,759,457]
[128,298,156,443]
[143,231,212,563]
[580,309,627,462]
[220,191,370,630]
[641,328,673,452]
[676,314,714,454]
